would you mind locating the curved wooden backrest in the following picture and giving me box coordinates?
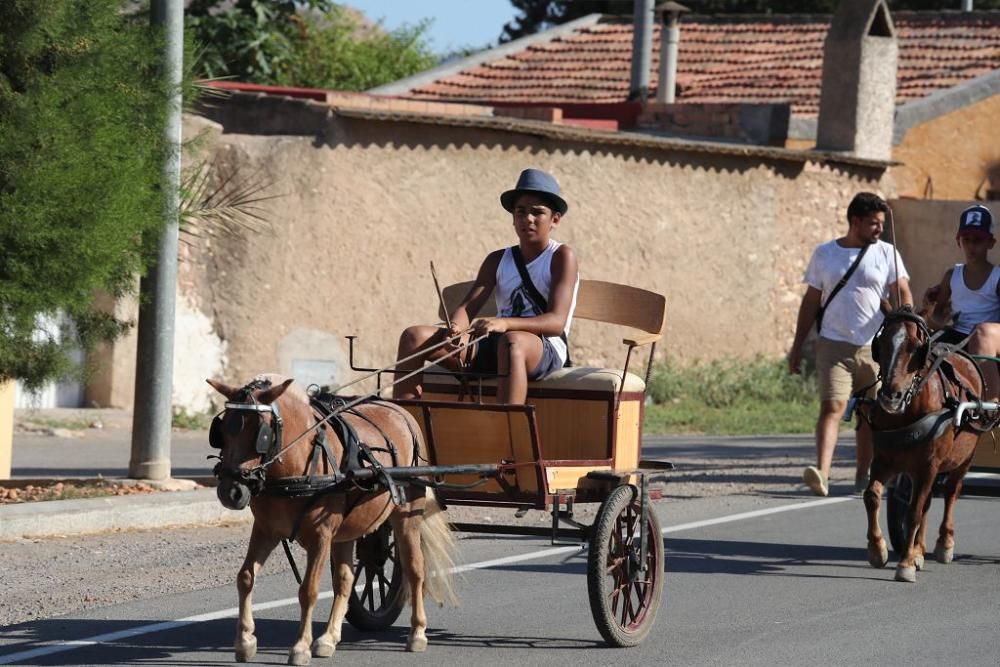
[439,279,665,334]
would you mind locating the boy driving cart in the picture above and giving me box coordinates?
[393,168,580,404]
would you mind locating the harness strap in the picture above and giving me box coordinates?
[307,424,339,482]
[872,409,954,450]
[281,539,302,585]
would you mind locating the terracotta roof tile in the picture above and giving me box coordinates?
[406,11,1000,115]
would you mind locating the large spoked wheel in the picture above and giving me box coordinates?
[587,484,664,647]
[886,474,911,556]
[346,522,406,631]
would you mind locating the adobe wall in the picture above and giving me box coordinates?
[892,94,1000,200]
[98,103,891,410]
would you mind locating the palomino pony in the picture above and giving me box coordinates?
[207,374,456,665]
[862,304,985,583]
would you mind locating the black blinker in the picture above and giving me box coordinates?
[255,423,274,454]
[209,414,224,449]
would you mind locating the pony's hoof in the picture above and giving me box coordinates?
[894,565,917,583]
[311,637,335,658]
[287,649,311,666]
[867,541,889,568]
[934,544,954,564]
[234,637,257,662]
[406,635,428,653]
[914,553,925,571]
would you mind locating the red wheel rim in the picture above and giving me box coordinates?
[603,500,658,632]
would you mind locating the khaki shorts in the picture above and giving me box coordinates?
[815,337,880,403]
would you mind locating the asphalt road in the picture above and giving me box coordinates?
[2,442,998,666]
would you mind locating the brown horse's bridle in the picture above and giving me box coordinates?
[873,309,934,410]
[209,379,284,496]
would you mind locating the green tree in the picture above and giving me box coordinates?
[0,0,170,389]
[500,0,1000,42]
[187,0,437,90]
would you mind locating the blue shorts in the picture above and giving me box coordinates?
[470,333,563,380]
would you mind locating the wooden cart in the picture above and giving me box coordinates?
[344,279,672,647]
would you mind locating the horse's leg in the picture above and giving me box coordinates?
[312,540,355,658]
[935,465,970,564]
[896,469,937,583]
[864,460,891,568]
[235,522,279,662]
[392,507,428,652]
[912,491,933,571]
[289,533,331,666]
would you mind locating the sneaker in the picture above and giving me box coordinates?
[803,466,829,497]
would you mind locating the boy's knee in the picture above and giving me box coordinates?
[399,326,418,345]
[398,325,431,353]
[498,332,528,356]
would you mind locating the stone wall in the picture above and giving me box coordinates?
[94,100,891,410]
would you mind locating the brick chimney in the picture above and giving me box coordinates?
[815,0,897,160]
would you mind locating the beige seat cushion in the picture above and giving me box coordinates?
[423,365,646,394]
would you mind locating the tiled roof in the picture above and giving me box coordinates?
[405,11,1000,115]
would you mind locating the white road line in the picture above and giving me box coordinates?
[0,496,852,665]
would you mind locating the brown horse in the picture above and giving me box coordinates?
[862,305,984,583]
[207,374,456,664]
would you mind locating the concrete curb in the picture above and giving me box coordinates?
[0,487,251,541]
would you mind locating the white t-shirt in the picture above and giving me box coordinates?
[803,239,909,346]
[950,264,1000,334]
[495,240,579,365]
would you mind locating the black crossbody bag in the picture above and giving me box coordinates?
[509,245,572,367]
[816,243,870,334]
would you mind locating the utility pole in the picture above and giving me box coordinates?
[129,0,183,481]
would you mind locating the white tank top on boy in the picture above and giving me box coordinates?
[495,240,579,365]
[803,239,910,346]
[950,264,1000,334]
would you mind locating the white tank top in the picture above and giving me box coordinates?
[950,264,1000,334]
[495,240,579,364]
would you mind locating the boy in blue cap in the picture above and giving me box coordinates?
[928,204,1000,399]
[393,168,580,404]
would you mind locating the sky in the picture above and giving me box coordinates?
[343,1,521,54]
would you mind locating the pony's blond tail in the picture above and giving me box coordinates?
[419,489,459,607]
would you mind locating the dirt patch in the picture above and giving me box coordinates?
[0,480,158,504]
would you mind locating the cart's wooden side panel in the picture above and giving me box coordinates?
[421,391,613,462]
[401,402,540,494]
[972,429,1000,472]
[532,398,610,461]
[614,399,642,471]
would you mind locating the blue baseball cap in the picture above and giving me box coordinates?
[957,204,995,239]
[500,168,568,215]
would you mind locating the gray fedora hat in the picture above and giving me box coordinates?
[500,168,568,215]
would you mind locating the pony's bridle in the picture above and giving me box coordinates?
[872,308,933,409]
[209,380,284,496]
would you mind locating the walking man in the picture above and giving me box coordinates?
[788,192,912,496]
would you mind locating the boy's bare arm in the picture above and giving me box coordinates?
[928,270,953,330]
[449,250,503,333]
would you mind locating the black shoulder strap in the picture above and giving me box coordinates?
[510,245,549,311]
[509,245,572,367]
[817,243,871,334]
